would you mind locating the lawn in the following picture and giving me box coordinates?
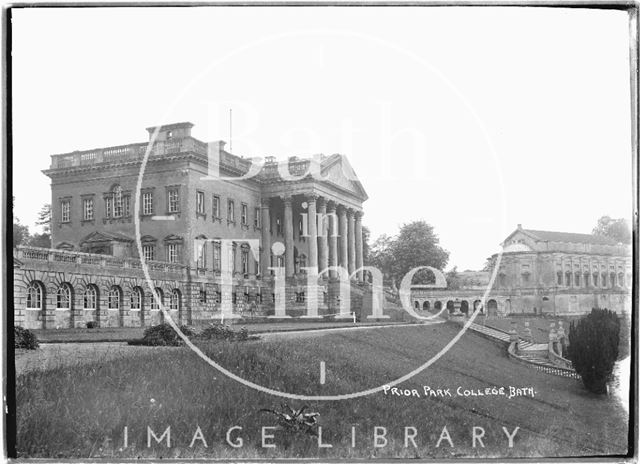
[15,324,629,459]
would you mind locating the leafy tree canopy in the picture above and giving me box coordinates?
[592,216,631,244]
[368,220,449,285]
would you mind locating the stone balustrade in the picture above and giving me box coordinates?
[15,246,186,275]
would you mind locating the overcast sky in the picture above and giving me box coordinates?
[11,6,633,270]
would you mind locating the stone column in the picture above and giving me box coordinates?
[347,209,356,277]
[307,194,318,272]
[260,198,271,276]
[338,206,348,270]
[328,202,338,278]
[317,197,328,276]
[355,211,363,281]
[283,195,295,278]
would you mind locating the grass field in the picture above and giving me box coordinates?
[15,323,629,459]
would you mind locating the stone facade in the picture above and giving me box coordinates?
[15,122,372,329]
[411,225,632,317]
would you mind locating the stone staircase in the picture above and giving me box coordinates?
[465,320,580,380]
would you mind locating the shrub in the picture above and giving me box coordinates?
[197,323,249,342]
[86,321,98,329]
[130,323,195,346]
[14,326,39,350]
[567,308,620,394]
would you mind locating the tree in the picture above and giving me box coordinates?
[592,216,631,244]
[567,308,620,394]
[362,225,371,265]
[36,204,52,234]
[446,266,461,290]
[369,221,449,285]
[389,221,449,284]
[368,233,395,279]
[13,220,29,247]
[482,255,496,272]
[28,233,51,248]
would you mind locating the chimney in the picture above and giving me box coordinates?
[517,223,522,229]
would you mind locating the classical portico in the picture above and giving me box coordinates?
[259,193,365,280]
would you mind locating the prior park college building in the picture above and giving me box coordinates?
[13,122,632,329]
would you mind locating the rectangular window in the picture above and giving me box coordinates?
[213,242,221,271]
[83,198,94,221]
[168,188,180,213]
[113,194,123,218]
[199,289,207,304]
[197,243,206,268]
[254,207,261,228]
[61,200,71,223]
[241,203,248,225]
[228,199,235,223]
[196,191,205,215]
[167,243,179,263]
[105,197,113,218]
[213,195,221,219]
[142,244,155,261]
[242,249,249,274]
[276,216,283,235]
[142,192,154,215]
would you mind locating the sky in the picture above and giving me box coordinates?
[11,6,634,270]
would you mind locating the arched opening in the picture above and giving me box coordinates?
[473,299,483,314]
[414,301,420,310]
[423,301,430,311]
[434,301,442,311]
[148,287,164,326]
[108,285,124,327]
[460,300,469,315]
[26,280,46,329]
[56,283,73,328]
[130,286,144,327]
[83,284,99,327]
[170,288,182,324]
[487,299,498,317]
[446,300,455,314]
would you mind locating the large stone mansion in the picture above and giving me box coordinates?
[14,122,370,329]
[411,225,632,317]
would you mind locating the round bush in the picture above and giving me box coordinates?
[15,326,39,350]
[134,323,195,346]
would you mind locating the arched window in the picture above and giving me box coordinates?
[83,285,98,309]
[56,284,71,309]
[130,287,143,310]
[26,281,44,309]
[170,289,181,311]
[108,286,121,309]
[151,288,163,310]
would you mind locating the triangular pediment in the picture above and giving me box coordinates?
[320,155,368,201]
[81,231,133,245]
